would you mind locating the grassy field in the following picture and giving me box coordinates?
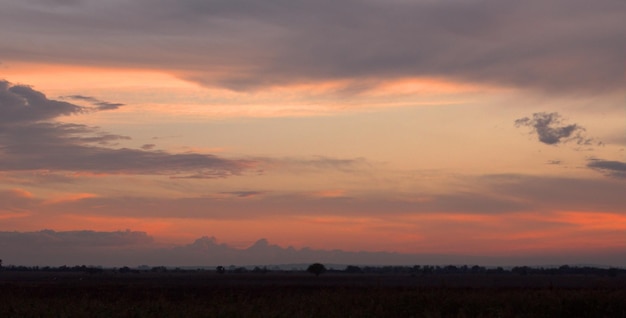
[1,271,625,317]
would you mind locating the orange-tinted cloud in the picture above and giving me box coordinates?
[43,193,99,205]
[311,189,347,198]
[4,188,34,199]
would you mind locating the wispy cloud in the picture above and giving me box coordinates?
[62,94,125,110]
[1,80,375,179]
[23,178,589,219]
[0,188,38,212]
[140,144,156,150]
[219,191,265,198]
[587,159,626,179]
[0,80,254,177]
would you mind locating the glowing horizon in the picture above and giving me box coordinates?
[1,0,624,266]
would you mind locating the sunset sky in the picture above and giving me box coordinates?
[1,0,625,267]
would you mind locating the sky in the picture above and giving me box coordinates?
[0,0,625,267]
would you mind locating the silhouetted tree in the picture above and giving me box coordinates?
[151,266,168,273]
[252,266,268,273]
[307,263,327,276]
[345,265,363,274]
[216,266,226,274]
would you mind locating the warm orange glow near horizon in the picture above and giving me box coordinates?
[1,0,624,267]
[3,206,620,256]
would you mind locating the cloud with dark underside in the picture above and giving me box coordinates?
[62,94,125,111]
[0,81,84,123]
[587,159,626,179]
[515,112,594,146]
[0,80,253,177]
[1,0,623,94]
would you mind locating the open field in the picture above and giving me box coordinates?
[2,271,625,317]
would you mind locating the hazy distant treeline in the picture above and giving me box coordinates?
[1,264,623,277]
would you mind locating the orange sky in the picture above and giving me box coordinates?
[1,0,624,266]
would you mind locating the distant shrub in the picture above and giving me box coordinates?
[307,263,327,276]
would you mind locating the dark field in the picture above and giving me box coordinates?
[2,271,626,317]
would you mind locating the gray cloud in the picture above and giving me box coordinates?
[0,230,470,266]
[14,171,620,221]
[266,156,370,174]
[0,80,253,177]
[587,159,626,179]
[220,191,265,198]
[0,230,157,266]
[1,0,623,94]
[62,94,125,110]
[32,185,530,220]
[515,112,592,145]
[482,174,626,210]
[2,230,624,267]
[4,172,620,221]
[0,229,153,248]
[1,80,366,177]
[140,143,156,150]
[0,81,84,124]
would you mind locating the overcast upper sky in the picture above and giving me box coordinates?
[1,0,625,267]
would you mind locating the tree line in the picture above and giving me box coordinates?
[0,262,623,277]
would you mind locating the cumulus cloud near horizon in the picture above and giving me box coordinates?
[1,229,624,268]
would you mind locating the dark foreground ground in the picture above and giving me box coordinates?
[1,271,625,317]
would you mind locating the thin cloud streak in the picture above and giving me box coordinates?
[62,94,125,110]
[5,174,619,221]
[587,159,626,179]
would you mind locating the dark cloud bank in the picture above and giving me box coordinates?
[1,0,623,93]
[2,230,624,267]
